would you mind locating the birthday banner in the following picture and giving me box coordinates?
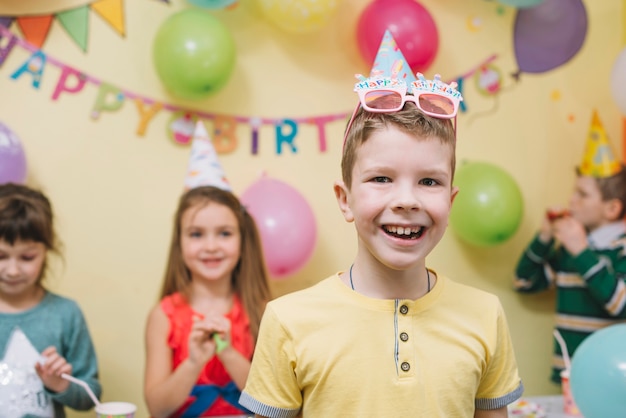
[0,24,501,155]
[0,0,125,52]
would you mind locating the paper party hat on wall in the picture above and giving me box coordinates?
[365,30,416,89]
[184,121,232,191]
[579,110,622,178]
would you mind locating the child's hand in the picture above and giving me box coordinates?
[188,314,232,366]
[34,346,72,393]
[552,216,588,256]
[538,215,553,243]
[539,206,569,243]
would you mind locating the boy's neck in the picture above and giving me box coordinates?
[344,259,433,300]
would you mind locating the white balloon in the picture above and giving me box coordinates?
[610,47,626,115]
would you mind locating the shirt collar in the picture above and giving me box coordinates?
[588,221,626,248]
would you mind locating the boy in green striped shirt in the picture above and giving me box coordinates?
[514,110,626,383]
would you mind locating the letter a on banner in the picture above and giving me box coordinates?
[10,50,47,89]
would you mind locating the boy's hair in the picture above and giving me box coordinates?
[0,182,60,282]
[341,103,457,189]
[576,166,626,219]
[160,185,271,340]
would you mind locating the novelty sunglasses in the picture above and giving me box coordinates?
[343,73,463,145]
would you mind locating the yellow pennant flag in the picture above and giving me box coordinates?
[91,0,125,37]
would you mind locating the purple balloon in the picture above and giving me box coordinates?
[514,0,587,74]
[0,121,27,184]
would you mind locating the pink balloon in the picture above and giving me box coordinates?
[356,0,439,73]
[240,176,317,279]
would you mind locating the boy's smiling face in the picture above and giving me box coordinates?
[335,124,458,271]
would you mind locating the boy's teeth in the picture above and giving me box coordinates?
[387,226,417,235]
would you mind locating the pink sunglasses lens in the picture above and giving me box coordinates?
[363,90,403,110]
[418,94,455,117]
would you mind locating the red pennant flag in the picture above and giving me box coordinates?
[16,15,54,48]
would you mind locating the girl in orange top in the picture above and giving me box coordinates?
[144,186,271,417]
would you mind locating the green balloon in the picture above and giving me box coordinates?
[153,10,236,100]
[450,162,524,246]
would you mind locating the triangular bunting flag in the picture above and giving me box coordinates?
[0,17,14,28]
[57,6,90,52]
[91,0,125,37]
[16,15,54,48]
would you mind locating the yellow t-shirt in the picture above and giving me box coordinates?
[240,272,523,418]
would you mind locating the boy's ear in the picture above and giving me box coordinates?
[333,180,354,223]
[450,186,459,205]
[604,198,623,221]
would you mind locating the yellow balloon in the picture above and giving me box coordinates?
[256,0,338,33]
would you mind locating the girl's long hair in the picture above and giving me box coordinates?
[160,186,271,340]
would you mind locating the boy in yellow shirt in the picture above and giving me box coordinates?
[240,30,523,418]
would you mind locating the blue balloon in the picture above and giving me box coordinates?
[570,324,626,418]
[187,0,237,9]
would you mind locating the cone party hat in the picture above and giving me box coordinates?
[183,121,232,191]
[579,110,622,178]
[366,29,416,89]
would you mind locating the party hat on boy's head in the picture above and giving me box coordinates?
[579,110,623,178]
[184,121,232,191]
[360,29,417,89]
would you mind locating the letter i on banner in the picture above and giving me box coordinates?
[10,50,47,88]
[275,119,298,154]
[250,117,262,155]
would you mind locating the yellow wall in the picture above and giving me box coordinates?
[0,1,622,416]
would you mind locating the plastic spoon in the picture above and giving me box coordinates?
[61,373,101,407]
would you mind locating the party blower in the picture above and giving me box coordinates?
[61,374,137,418]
